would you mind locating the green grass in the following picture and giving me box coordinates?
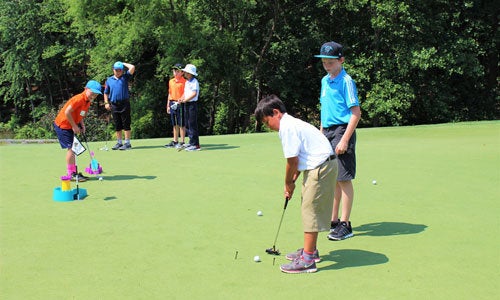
[1,121,499,299]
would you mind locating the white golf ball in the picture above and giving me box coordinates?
[372,180,377,185]
[257,210,263,216]
[253,255,261,262]
[99,177,103,181]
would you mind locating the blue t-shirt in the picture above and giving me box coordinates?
[104,72,132,103]
[319,68,359,127]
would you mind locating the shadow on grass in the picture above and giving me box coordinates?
[320,249,389,270]
[353,222,427,237]
[101,175,157,181]
[200,143,240,151]
[129,145,166,150]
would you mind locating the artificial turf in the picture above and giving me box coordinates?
[0,121,498,299]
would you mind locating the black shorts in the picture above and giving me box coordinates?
[323,124,356,181]
[111,100,131,131]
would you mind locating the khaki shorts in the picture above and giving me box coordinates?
[301,158,338,232]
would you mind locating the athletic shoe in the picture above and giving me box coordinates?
[164,141,178,148]
[280,256,317,274]
[185,145,201,151]
[71,172,89,182]
[175,142,185,149]
[286,248,321,263]
[112,143,122,150]
[329,219,341,235]
[327,221,354,241]
[119,143,132,150]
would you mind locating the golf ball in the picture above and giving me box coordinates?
[257,210,263,216]
[253,255,261,262]
[99,177,103,181]
[372,180,377,185]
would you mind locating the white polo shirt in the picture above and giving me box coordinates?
[279,113,334,171]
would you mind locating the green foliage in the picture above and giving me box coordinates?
[213,102,229,135]
[1,0,498,139]
[363,79,413,127]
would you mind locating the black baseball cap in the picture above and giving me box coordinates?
[314,42,343,59]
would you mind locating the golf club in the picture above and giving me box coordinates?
[100,113,111,151]
[265,197,290,256]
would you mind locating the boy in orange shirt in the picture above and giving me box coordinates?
[165,64,186,148]
[53,80,102,181]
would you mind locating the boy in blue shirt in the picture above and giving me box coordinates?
[315,42,361,241]
[104,61,135,150]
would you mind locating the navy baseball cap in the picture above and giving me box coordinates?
[314,42,343,59]
[172,63,183,70]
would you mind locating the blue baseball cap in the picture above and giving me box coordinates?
[314,41,343,59]
[86,80,102,94]
[113,61,124,70]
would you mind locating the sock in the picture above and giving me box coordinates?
[67,164,76,176]
[117,139,123,145]
[302,250,316,262]
[125,139,130,145]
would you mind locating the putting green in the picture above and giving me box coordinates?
[0,121,498,299]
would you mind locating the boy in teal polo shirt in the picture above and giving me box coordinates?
[315,41,361,241]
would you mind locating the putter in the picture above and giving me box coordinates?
[100,113,111,151]
[73,156,80,200]
[265,197,290,256]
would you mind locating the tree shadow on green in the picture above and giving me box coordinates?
[353,222,427,237]
[201,143,240,151]
[320,249,389,271]
[129,145,167,150]
[100,175,157,181]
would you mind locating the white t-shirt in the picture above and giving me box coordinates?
[279,113,334,171]
[184,77,199,102]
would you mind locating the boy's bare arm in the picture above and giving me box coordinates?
[284,156,299,199]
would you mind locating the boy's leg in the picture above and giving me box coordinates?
[332,183,342,221]
[304,232,318,254]
[339,180,354,222]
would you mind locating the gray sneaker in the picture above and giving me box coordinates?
[119,143,132,150]
[112,143,123,150]
[280,256,317,274]
[286,248,321,263]
[185,145,201,151]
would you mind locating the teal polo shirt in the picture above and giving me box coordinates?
[319,68,359,127]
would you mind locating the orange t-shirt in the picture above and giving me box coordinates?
[54,91,91,129]
[168,77,186,101]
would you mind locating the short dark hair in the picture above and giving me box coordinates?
[254,95,287,122]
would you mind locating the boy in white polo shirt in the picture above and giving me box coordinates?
[254,95,338,274]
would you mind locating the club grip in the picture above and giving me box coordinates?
[284,197,289,210]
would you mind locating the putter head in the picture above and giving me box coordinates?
[265,247,281,256]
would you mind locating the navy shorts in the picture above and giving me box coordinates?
[323,125,356,181]
[169,102,185,127]
[53,123,74,149]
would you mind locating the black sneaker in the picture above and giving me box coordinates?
[329,219,341,235]
[164,141,178,148]
[327,221,353,241]
[71,172,89,182]
[112,143,122,150]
